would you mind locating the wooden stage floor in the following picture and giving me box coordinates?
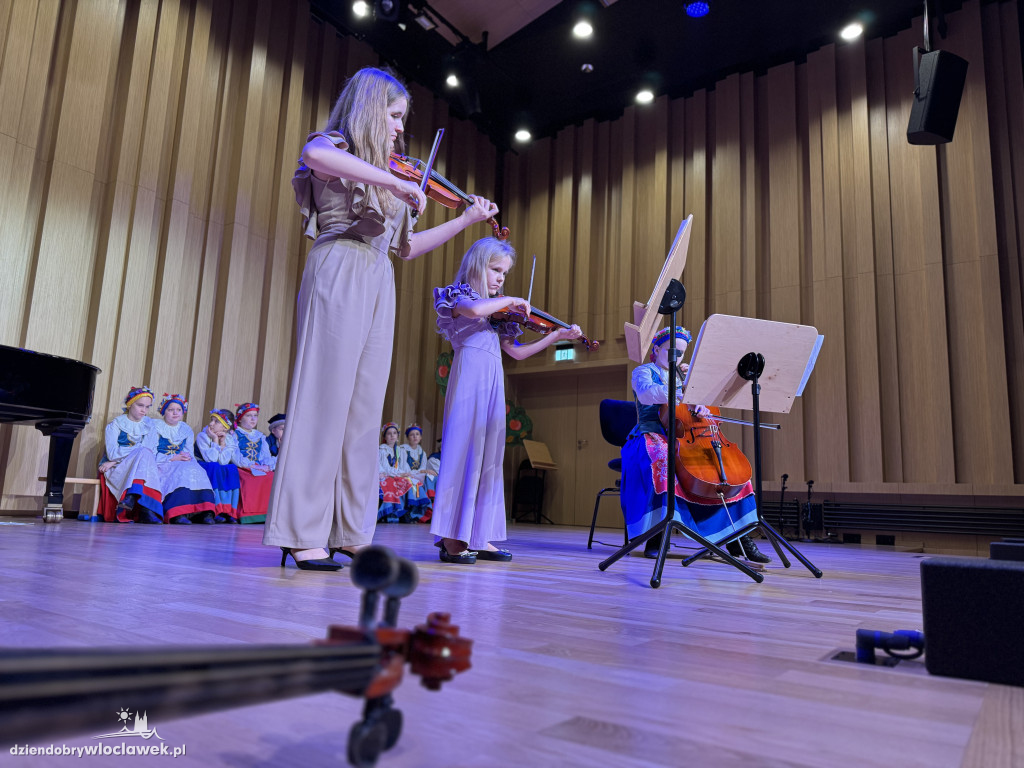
[0,517,1020,767]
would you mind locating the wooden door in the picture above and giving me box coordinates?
[510,366,625,527]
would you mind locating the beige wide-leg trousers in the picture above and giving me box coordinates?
[263,236,395,550]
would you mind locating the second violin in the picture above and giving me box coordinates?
[490,306,599,351]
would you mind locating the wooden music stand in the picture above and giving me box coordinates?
[680,314,824,577]
[624,215,692,364]
[512,440,557,524]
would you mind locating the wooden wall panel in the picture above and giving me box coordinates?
[983,1,1024,484]
[498,0,1024,503]
[939,2,1013,484]
[0,0,502,510]
[4,0,1024,513]
[884,25,956,484]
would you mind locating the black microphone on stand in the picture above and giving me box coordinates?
[802,480,814,540]
[779,474,789,533]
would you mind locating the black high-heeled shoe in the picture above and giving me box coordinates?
[435,540,476,564]
[330,547,358,560]
[279,548,343,571]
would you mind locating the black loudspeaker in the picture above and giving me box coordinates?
[907,49,969,145]
[990,541,1024,561]
[920,557,1024,687]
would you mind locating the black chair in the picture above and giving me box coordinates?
[587,399,638,549]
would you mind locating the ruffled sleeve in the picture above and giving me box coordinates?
[388,205,415,259]
[491,318,524,341]
[292,131,349,239]
[433,283,479,340]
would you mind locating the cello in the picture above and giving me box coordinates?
[659,404,752,502]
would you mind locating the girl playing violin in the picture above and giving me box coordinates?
[263,67,499,571]
[622,327,770,562]
[430,237,581,563]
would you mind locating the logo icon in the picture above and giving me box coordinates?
[93,709,164,741]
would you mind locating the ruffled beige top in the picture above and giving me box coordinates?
[291,131,413,257]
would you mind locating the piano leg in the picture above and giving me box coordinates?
[35,423,82,523]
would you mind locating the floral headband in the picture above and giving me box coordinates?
[405,423,422,436]
[123,386,154,411]
[159,393,188,416]
[650,326,692,362]
[210,409,234,430]
[381,422,399,437]
[235,402,259,421]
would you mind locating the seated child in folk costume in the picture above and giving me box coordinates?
[147,394,217,524]
[194,408,241,523]
[378,422,411,523]
[398,423,431,523]
[267,413,286,457]
[621,326,770,563]
[425,438,441,503]
[99,386,163,523]
[231,402,276,524]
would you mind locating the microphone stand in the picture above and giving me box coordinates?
[778,473,789,534]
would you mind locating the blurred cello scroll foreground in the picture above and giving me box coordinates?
[0,547,472,768]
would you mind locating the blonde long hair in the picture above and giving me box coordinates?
[324,67,409,216]
[454,237,517,297]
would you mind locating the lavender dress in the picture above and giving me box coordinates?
[430,284,521,549]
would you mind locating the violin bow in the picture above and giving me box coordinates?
[411,128,445,218]
[527,255,536,307]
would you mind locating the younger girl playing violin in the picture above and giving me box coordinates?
[430,237,582,563]
[263,67,499,570]
[622,327,770,562]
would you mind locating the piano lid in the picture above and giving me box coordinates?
[0,344,101,425]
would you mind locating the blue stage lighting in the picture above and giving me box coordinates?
[686,2,710,18]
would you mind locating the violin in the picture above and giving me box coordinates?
[389,152,510,241]
[659,404,751,501]
[490,306,600,351]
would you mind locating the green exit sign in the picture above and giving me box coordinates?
[554,346,574,362]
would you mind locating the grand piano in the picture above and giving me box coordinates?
[0,345,101,522]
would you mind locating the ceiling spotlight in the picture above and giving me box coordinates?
[414,13,436,30]
[685,2,710,18]
[446,73,459,87]
[353,1,369,18]
[573,21,593,38]
[515,129,532,143]
[375,0,399,22]
[397,21,406,31]
[636,89,654,104]
[581,63,594,73]
[840,22,863,40]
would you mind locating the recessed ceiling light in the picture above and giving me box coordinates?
[515,129,532,142]
[446,74,459,87]
[636,89,654,104]
[353,1,369,18]
[414,13,436,30]
[581,63,594,73]
[685,2,710,18]
[840,22,863,40]
[573,21,593,38]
